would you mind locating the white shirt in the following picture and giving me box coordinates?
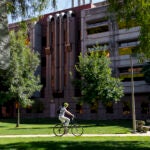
[59,106,67,117]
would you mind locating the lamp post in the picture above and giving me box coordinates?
[130,55,136,133]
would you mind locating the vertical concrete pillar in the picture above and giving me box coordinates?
[78,0,81,6]
[59,12,65,92]
[32,22,42,97]
[45,15,53,98]
[83,0,85,5]
[54,13,60,92]
[72,0,74,7]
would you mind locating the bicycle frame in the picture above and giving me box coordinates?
[53,118,83,136]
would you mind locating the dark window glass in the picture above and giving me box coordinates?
[90,101,98,113]
[41,57,46,67]
[76,104,83,114]
[105,102,113,114]
[42,36,46,47]
[122,101,130,115]
[141,102,149,114]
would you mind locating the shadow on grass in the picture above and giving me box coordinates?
[0,118,132,130]
[0,140,150,150]
[0,118,58,124]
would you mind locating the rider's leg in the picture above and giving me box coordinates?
[63,117,70,134]
[59,116,70,134]
[64,117,70,126]
[59,116,70,126]
[59,116,66,124]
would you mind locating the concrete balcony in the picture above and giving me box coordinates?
[118,27,140,41]
[85,31,110,45]
[111,55,141,68]
[123,81,150,94]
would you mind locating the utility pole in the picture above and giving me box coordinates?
[130,55,136,133]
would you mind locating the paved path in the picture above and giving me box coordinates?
[0,132,150,138]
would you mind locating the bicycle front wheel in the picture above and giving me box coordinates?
[71,124,83,136]
[53,124,65,137]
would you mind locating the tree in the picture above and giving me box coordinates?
[0,1,10,70]
[4,30,42,127]
[142,62,150,84]
[6,0,56,20]
[0,0,56,70]
[74,50,124,105]
[108,0,150,60]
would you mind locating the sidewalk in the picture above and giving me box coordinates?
[0,132,150,138]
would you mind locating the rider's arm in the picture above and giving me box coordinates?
[65,109,74,117]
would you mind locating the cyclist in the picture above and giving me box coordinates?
[58,102,74,133]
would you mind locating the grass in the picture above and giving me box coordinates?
[0,118,132,135]
[0,118,149,150]
[0,137,150,150]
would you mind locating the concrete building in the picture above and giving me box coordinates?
[80,2,150,120]
[21,3,96,119]
[1,1,149,120]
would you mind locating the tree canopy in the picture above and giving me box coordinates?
[75,50,124,104]
[6,0,56,20]
[142,62,150,84]
[3,30,42,107]
[108,0,150,60]
[0,0,56,70]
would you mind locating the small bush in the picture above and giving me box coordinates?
[136,120,147,133]
[142,127,149,133]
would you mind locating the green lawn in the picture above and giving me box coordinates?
[0,118,149,150]
[0,137,150,150]
[0,118,132,135]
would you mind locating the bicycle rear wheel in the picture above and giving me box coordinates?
[71,124,83,136]
[53,124,65,137]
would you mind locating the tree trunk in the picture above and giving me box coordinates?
[16,103,20,127]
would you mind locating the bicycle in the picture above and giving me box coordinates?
[53,117,84,137]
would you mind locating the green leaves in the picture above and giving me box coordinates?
[142,62,150,84]
[4,30,42,107]
[7,0,56,20]
[75,50,124,104]
[108,0,150,60]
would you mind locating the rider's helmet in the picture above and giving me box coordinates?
[64,102,69,108]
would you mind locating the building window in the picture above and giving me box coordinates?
[118,18,139,29]
[87,25,108,35]
[41,77,46,87]
[119,66,144,82]
[118,40,139,56]
[41,57,46,67]
[141,102,149,114]
[42,36,46,47]
[90,101,98,113]
[105,102,113,114]
[122,101,130,115]
[119,47,133,55]
[26,106,32,113]
[76,103,83,114]
[33,100,44,113]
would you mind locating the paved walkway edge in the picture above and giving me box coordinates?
[0,132,150,138]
